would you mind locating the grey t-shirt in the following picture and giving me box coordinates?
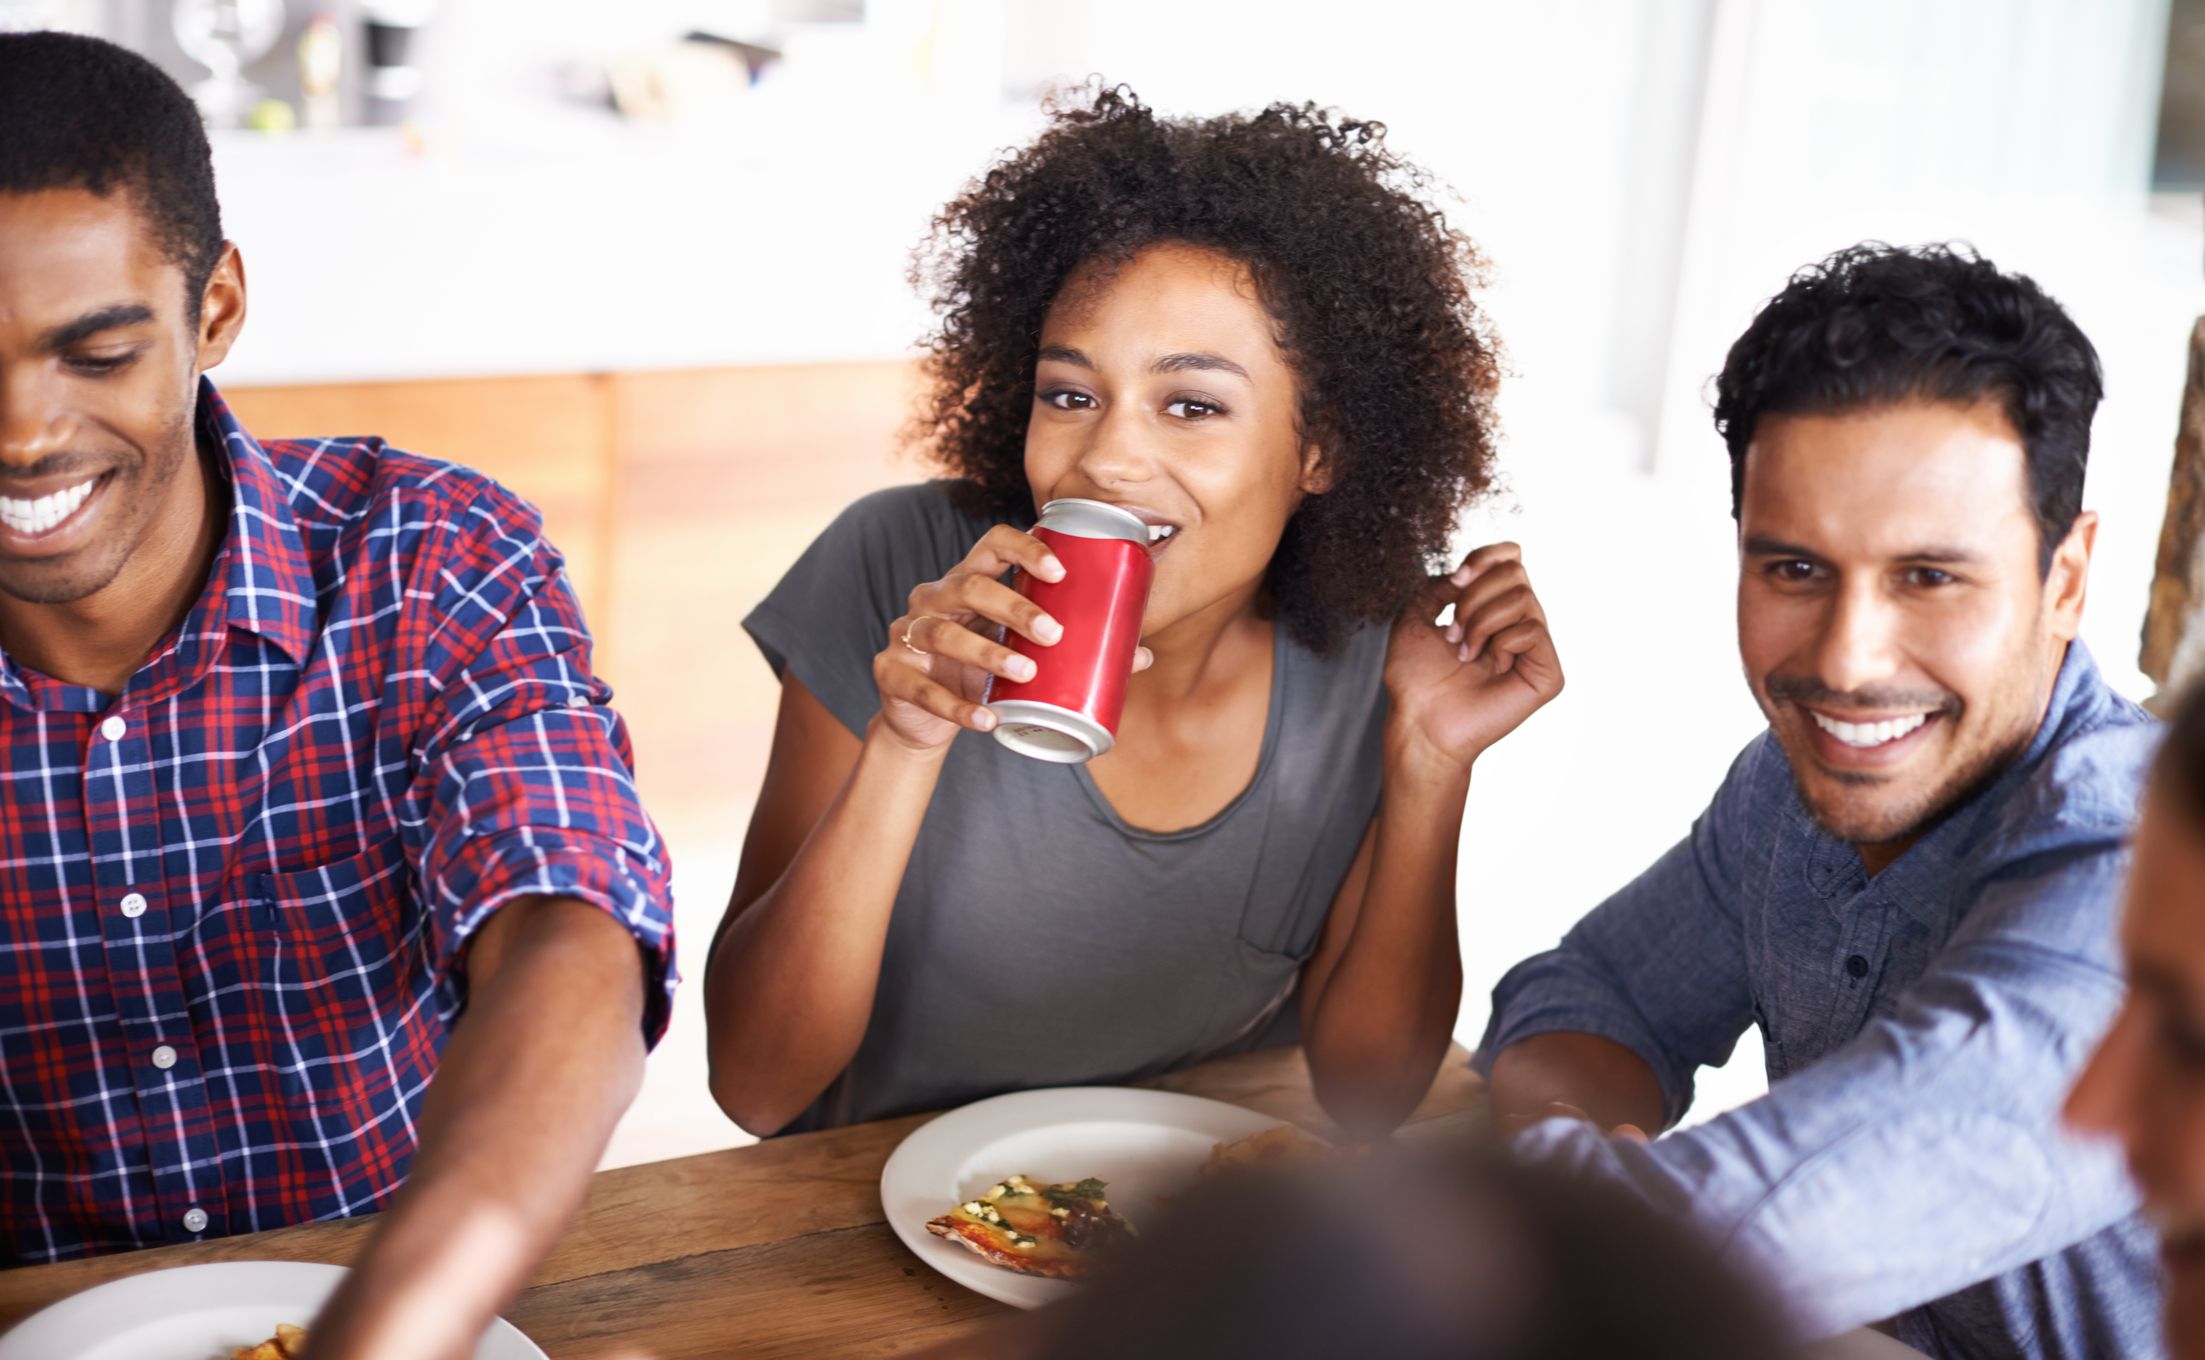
[743,482,1389,1131]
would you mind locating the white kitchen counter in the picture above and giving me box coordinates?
[207,105,1013,386]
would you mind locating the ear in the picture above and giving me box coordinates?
[2045,510,2097,642]
[192,241,247,373]
[1297,440,1335,496]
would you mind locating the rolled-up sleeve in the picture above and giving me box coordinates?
[1507,847,2142,1339]
[1474,743,1765,1127]
[406,488,678,1043]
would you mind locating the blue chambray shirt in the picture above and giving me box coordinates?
[1475,641,2163,1359]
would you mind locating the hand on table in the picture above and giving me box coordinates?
[1502,1099,1650,1143]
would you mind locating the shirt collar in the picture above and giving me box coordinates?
[197,378,319,667]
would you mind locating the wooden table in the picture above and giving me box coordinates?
[0,1046,1484,1357]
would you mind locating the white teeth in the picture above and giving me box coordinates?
[1809,710,1930,749]
[1146,524,1178,544]
[0,477,96,537]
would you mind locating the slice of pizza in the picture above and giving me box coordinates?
[924,1174,1134,1279]
[230,1323,308,1360]
[1200,1124,1360,1176]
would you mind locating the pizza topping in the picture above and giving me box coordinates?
[925,1174,1134,1279]
[229,1323,308,1360]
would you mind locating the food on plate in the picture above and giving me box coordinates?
[228,1322,308,1360]
[1201,1124,1360,1175]
[925,1174,1134,1279]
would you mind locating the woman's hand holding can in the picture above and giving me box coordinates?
[872,526,1069,753]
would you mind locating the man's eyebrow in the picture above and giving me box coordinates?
[1036,344,1092,369]
[38,304,156,353]
[1741,535,1826,560]
[1152,351,1249,379]
[1899,546,1989,566]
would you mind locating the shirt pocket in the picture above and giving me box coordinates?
[254,842,427,1097]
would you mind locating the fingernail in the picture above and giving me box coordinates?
[1040,555,1066,581]
[973,707,997,731]
[1008,655,1037,682]
[1458,643,1472,663]
[1035,615,1063,644]
[1444,623,1463,643]
[1451,566,1472,586]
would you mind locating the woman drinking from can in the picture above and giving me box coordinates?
[705,84,1560,1137]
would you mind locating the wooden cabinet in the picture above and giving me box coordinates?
[223,361,924,848]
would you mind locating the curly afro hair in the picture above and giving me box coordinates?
[1711,242,2102,574]
[910,82,1501,653]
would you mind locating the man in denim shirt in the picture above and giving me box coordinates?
[1477,243,2161,1358]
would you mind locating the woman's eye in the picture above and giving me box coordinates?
[1164,399,1220,420]
[1038,389,1095,411]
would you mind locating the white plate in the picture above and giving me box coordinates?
[0,1260,546,1360]
[880,1086,1286,1309]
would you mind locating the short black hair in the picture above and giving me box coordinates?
[1712,242,2102,573]
[912,82,1501,653]
[0,30,224,317]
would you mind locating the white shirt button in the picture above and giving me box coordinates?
[150,1045,177,1070]
[120,893,147,918]
[99,715,126,741]
[181,1207,208,1233]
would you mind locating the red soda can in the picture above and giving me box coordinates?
[985,498,1154,762]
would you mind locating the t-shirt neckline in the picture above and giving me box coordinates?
[1069,620,1291,843]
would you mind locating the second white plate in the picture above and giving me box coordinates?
[0,1260,545,1360]
[880,1085,1286,1309]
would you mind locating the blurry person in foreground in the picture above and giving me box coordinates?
[924,1147,1797,1360]
[1475,242,2161,1357]
[2068,679,2205,1357]
[0,32,674,1359]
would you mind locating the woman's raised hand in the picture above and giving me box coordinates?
[1383,541,1563,777]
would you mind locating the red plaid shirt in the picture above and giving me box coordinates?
[0,382,675,1263]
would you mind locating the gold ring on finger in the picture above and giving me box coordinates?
[901,616,935,657]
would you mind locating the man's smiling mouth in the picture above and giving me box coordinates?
[0,475,100,538]
[1806,709,1937,750]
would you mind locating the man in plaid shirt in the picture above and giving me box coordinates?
[0,33,677,1356]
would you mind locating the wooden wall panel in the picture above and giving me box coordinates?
[219,360,929,874]
[220,374,618,632]
[605,361,924,850]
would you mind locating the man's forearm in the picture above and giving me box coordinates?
[1487,1031,1667,1134]
[307,897,648,1360]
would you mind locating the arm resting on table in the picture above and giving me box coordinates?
[304,895,648,1360]
[1487,1031,1667,1136]
[706,678,952,1136]
[1298,736,1469,1136]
